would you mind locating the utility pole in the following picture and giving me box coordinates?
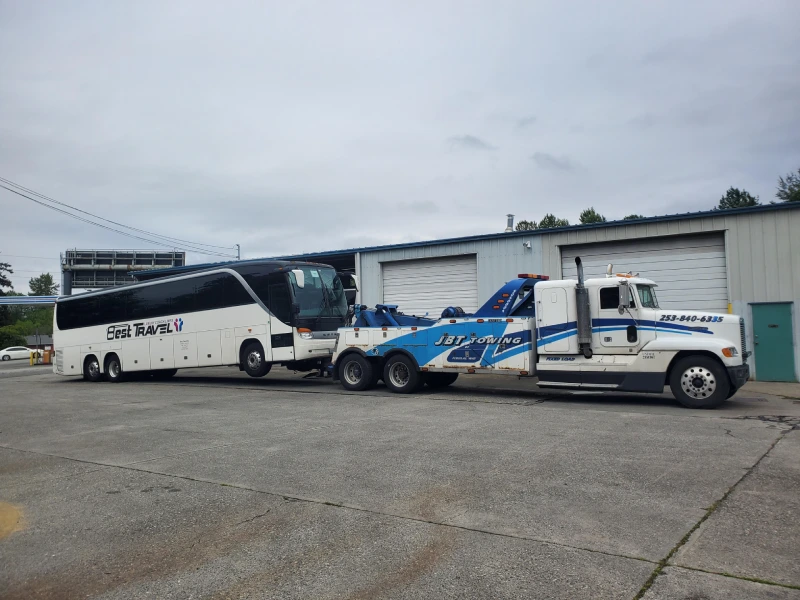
[235,244,240,260]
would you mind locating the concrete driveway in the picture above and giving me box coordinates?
[1,366,798,599]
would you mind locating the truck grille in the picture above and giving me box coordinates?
[739,317,747,357]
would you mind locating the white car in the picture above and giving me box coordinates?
[0,346,34,361]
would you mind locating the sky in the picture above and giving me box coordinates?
[1,0,799,293]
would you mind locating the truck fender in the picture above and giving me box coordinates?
[641,337,739,366]
[382,348,422,371]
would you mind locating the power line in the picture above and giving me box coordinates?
[0,254,60,260]
[0,183,237,258]
[0,175,236,251]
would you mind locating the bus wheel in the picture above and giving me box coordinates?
[339,354,375,391]
[83,355,102,382]
[383,355,423,394]
[243,342,271,378]
[152,369,178,380]
[669,356,729,409]
[425,373,458,388]
[104,354,124,383]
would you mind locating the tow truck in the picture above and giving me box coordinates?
[329,258,749,408]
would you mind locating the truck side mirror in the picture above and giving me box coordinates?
[350,274,359,292]
[618,284,630,314]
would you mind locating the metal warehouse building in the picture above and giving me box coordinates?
[280,202,800,383]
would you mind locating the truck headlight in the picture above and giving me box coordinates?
[297,328,313,340]
[721,347,739,357]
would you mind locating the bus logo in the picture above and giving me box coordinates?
[106,318,184,340]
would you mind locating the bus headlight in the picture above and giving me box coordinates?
[298,328,313,340]
[721,347,739,358]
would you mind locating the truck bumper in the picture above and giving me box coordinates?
[727,364,750,390]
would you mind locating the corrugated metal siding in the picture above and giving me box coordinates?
[560,234,728,311]
[359,237,544,308]
[382,255,478,316]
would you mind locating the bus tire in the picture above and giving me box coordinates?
[152,369,178,380]
[104,354,124,383]
[669,355,729,409]
[383,355,423,394]
[339,354,375,392]
[425,373,458,388]
[83,355,102,382]
[242,342,271,378]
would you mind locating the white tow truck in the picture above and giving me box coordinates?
[329,258,750,408]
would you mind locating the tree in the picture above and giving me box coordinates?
[515,220,538,231]
[717,187,760,210]
[0,262,14,328]
[776,167,800,202]
[0,262,12,290]
[579,207,607,224]
[538,214,570,229]
[28,273,59,296]
[623,214,644,220]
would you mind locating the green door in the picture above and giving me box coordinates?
[752,303,796,382]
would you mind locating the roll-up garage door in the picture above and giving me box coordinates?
[382,255,478,318]
[560,234,728,311]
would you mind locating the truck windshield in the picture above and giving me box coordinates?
[288,267,348,319]
[637,285,659,308]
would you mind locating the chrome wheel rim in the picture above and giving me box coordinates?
[108,361,120,378]
[342,361,363,385]
[88,360,99,378]
[388,362,410,388]
[247,350,262,370]
[680,366,716,399]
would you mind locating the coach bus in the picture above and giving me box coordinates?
[53,260,349,382]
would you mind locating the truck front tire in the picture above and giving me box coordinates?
[383,355,423,394]
[669,356,730,409]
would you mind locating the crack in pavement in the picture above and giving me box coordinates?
[631,427,792,599]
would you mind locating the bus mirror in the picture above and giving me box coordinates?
[291,269,305,288]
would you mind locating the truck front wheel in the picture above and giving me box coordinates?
[669,356,730,409]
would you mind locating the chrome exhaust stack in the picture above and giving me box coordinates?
[575,257,593,358]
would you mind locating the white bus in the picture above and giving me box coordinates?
[53,260,349,382]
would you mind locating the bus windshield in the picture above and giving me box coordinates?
[288,267,347,320]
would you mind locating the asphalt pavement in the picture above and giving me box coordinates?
[1,363,798,599]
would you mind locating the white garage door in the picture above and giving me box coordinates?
[382,255,478,317]
[560,234,728,311]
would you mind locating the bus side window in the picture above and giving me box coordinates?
[195,274,225,312]
[268,278,292,324]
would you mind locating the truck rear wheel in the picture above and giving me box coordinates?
[383,355,423,394]
[425,373,459,388]
[339,354,375,391]
[669,356,730,409]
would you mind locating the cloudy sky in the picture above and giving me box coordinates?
[1,0,798,292]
